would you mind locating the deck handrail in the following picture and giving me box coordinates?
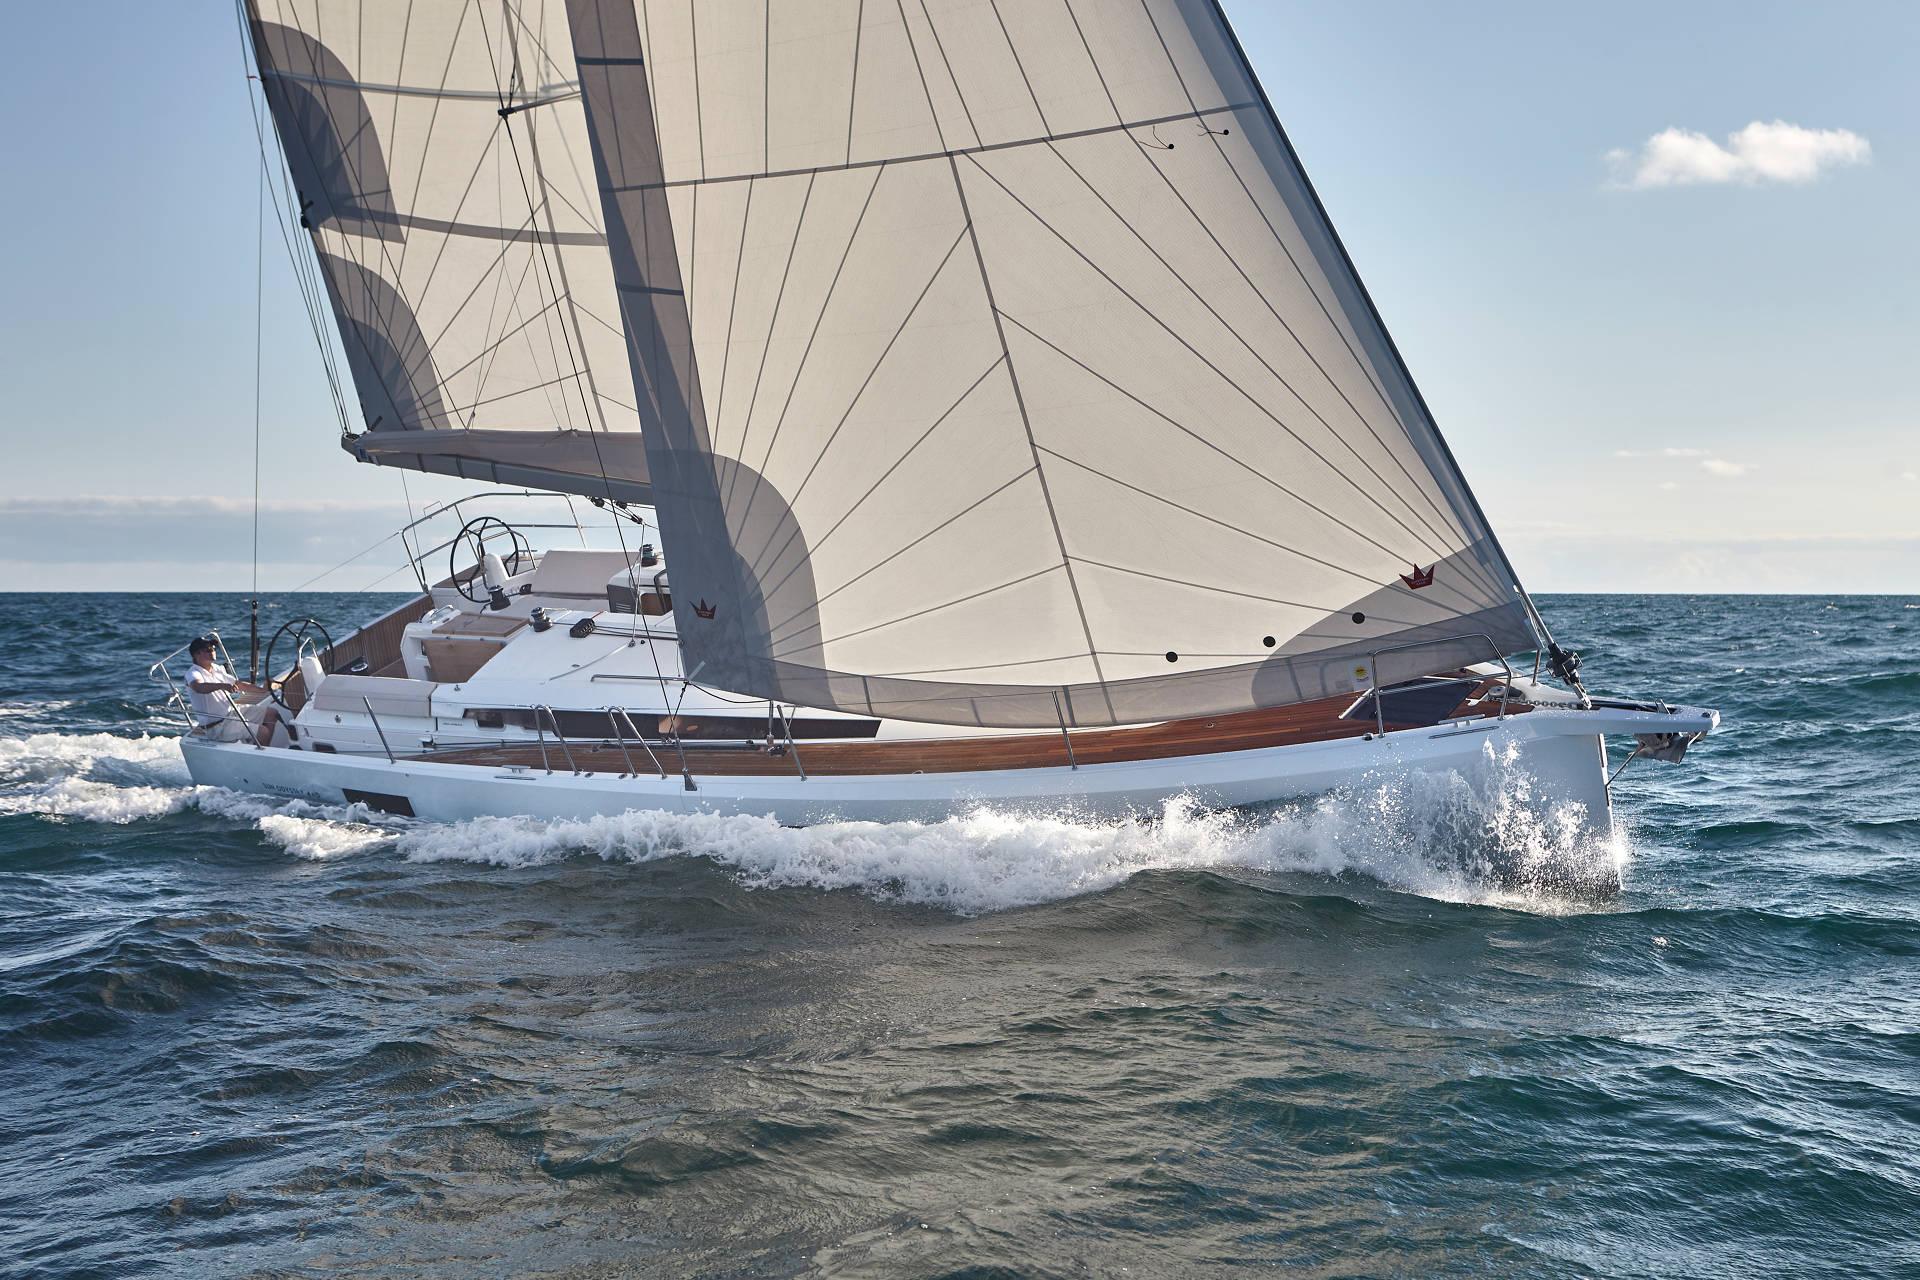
[1364,632,1514,736]
[607,708,671,780]
[395,489,598,592]
[362,697,396,763]
[149,629,264,744]
[532,705,580,774]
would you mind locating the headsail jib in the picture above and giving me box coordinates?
[559,0,1536,726]
[245,1,650,501]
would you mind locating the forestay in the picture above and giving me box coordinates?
[247,0,650,500]
[585,0,1541,727]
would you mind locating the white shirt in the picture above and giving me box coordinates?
[184,661,238,725]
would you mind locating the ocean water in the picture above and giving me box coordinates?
[0,592,1915,1278]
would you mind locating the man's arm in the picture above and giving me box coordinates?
[186,674,267,698]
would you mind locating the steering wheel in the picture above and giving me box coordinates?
[263,617,337,707]
[450,516,531,604]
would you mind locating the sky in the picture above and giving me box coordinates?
[1,1,1914,593]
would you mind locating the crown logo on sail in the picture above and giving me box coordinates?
[1400,564,1436,590]
[693,599,718,620]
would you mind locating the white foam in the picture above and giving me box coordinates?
[0,732,197,824]
[4,730,1625,909]
[0,731,401,855]
[398,746,1626,914]
[0,731,190,786]
[194,788,402,858]
[255,813,391,860]
[0,776,195,824]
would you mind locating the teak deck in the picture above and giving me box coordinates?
[416,681,1527,778]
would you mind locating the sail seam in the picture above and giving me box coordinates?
[513,44,618,441]
[1159,0,1529,618]
[1033,445,1408,595]
[997,314,1408,569]
[433,369,586,420]
[599,103,1255,194]
[987,0,1051,136]
[706,179,756,476]
[1017,306,1496,616]
[770,559,1061,657]
[464,166,537,417]
[890,0,951,152]
[396,205,549,385]
[945,153,1112,711]
[387,8,537,402]
[428,284,561,392]
[1132,2,1467,558]
[763,463,1041,643]
[1043,138,1463,557]
[689,0,707,182]
[723,172,817,512]
[1065,555,1430,629]
[734,167,891,536]
[858,652,1098,679]
[845,0,866,169]
[963,150,1452,566]
[387,0,479,349]
[320,209,604,245]
[744,223,972,574]
[751,354,1007,607]
[912,0,982,148]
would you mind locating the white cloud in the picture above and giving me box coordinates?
[1614,446,1710,459]
[1607,120,1870,188]
[1700,458,1755,477]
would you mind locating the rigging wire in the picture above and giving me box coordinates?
[250,152,266,680]
[286,526,408,595]
[488,6,685,756]
[231,2,353,439]
[486,7,640,589]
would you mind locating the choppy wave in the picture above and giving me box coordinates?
[0,732,394,857]
[0,731,194,824]
[1,730,1624,913]
[6,593,1919,1278]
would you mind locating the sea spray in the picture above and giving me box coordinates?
[0,732,195,824]
[390,742,1621,913]
[0,729,1624,910]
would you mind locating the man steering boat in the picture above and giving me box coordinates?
[182,636,284,746]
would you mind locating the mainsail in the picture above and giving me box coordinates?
[565,0,1540,727]
[246,1,650,500]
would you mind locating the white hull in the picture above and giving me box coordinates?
[178,704,1703,832]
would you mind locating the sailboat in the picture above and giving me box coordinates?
[159,0,1715,839]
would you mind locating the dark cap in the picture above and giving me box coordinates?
[189,635,216,656]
